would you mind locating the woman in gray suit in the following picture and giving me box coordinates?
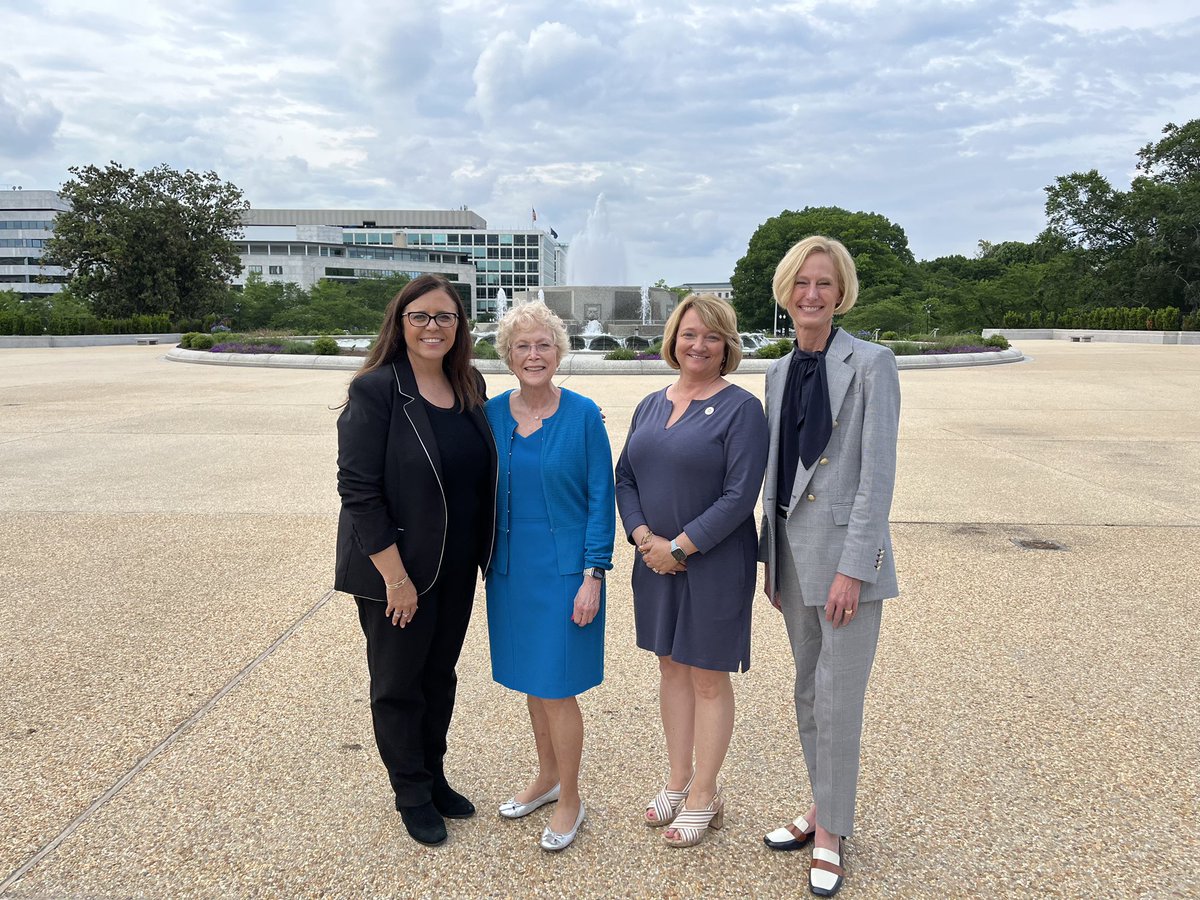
[758,236,900,897]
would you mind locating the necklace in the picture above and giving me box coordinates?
[519,390,557,420]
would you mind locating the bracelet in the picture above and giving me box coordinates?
[385,575,410,591]
[638,528,655,547]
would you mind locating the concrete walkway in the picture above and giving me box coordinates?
[0,340,1196,898]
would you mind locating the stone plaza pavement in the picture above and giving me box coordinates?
[0,341,1196,899]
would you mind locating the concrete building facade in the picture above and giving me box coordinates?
[240,208,567,318]
[0,190,70,300]
[3,195,568,320]
[678,281,734,301]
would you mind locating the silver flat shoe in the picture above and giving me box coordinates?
[540,801,585,852]
[498,783,560,819]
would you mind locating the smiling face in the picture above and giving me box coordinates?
[788,251,841,334]
[509,326,560,388]
[674,307,726,381]
[401,288,459,364]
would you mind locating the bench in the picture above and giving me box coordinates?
[1069,335,1093,343]
[136,338,159,345]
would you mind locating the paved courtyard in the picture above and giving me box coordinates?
[1,341,1197,898]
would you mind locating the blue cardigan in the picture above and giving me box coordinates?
[485,388,615,576]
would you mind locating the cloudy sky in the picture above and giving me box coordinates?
[4,0,1198,284]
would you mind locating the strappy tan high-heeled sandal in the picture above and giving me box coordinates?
[663,789,724,848]
[644,772,694,827]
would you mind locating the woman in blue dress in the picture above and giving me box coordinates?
[485,301,615,852]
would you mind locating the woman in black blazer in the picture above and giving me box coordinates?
[336,274,497,846]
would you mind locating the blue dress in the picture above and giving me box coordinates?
[486,426,606,699]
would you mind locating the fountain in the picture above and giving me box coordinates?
[495,287,508,318]
[565,194,628,285]
[509,194,679,345]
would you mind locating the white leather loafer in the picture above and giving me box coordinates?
[810,840,845,897]
[540,801,585,852]
[764,814,815,851]
[499,783,560,819]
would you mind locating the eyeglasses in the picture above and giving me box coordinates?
[403,311,459,327]
[512,342,556,357]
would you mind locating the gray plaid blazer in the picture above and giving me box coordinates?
[759,328,901,605]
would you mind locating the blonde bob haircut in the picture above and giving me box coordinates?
[771,235,859,316]
[495,300,571,370]
[661,293,743,375]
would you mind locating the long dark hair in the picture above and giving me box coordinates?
[354,275,483,409]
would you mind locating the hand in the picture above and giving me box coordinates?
[764,564,781,611]
[385,581,419,628]
[824,573,862,628]
[642,535,685,575]
[572,576,602,626]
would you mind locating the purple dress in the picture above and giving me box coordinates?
[615,384,768,672]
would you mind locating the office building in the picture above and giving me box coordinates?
[0,190,69,300]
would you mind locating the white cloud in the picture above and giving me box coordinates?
[4,0,1199,282]
[0,65,63,158]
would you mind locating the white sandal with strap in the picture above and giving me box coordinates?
[644,772,693,827]
[663,788,724,848]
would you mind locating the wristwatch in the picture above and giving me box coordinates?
[669,539,688,563]
[582,567,605,581]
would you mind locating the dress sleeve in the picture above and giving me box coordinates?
[682,395,769,554]
[615,395,650,544]
[583,403,616,569]
[336,375,397,556]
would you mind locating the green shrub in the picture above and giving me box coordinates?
[880,331,898,341]
[190,333,216,350]
[1183,313,1199,332]
[473,340,499,359]
[605,348,637,360]
[1152,307,1181,331]
[889,341,923,356]
[753,339,794,359]
[282,340,315,354]
[312,335,340,355]
[179,332,202,349]
[984,333,1010,350]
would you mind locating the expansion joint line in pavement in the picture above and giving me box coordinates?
[0,589,337,896]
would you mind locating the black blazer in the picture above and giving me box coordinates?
[334,355,497,600]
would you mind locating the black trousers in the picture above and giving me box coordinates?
[355,562,477,807]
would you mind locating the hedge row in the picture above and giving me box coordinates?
[0,312,174,336]
[1001,306,1195,331]
[179,332,341,355]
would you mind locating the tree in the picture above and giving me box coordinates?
[653,278,690,301]
[731,207,916,331]
[43,162,249,322]
[1044,119,1200,313]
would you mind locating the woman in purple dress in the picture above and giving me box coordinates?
[615,293,768,848]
